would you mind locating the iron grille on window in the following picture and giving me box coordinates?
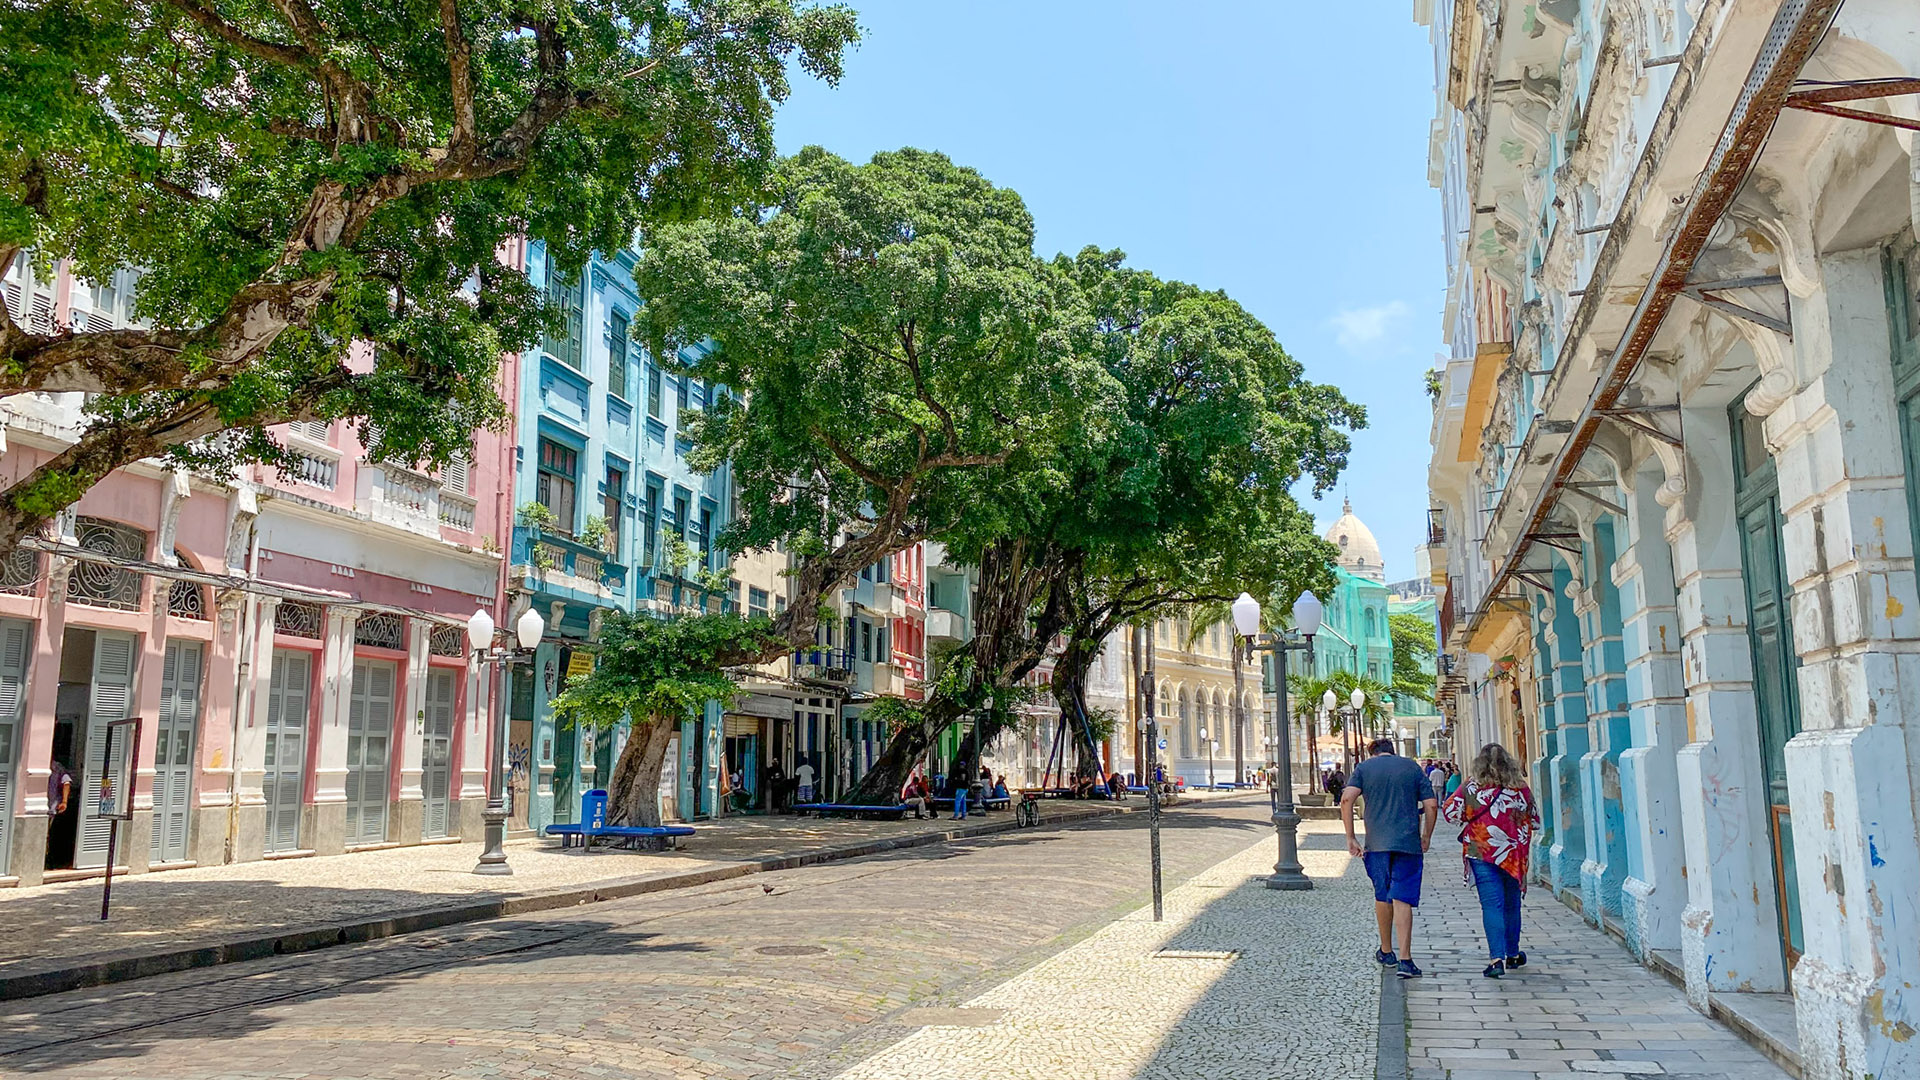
[430,624,467,657]
[167,579,207,619]
[67,517,147,610]
[355,611,406,650]
[0,547,40,596]
[276,601,324,639]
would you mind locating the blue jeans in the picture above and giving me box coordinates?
[1469,857,1522,959]
[952,791,968,819]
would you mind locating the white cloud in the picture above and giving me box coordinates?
[1328,300,1411,355]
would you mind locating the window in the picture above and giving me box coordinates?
[676,374,690,412]
[536,439,578,535]
[602,465,625,555]
[672,494,689,545]
[442,449,470,495]
[877,624,890,660]
[749,587,770,617]
[927,579,940,610]
[607,310,630,400]
[647,364,664,418]
[642,483,660,567]
[860,620,872,662]
[698,508,713,568]
[543,261,584,369]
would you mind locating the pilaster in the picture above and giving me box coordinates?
[310,609,357,855]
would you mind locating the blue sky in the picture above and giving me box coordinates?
[773,1,1442,584]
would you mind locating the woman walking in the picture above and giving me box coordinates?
[1443,743,1537,978]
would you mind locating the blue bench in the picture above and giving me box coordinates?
[931,796,1012,811]
[545,790,696,851]
[793,802,912,820]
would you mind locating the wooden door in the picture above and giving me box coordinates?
[263,650,311,853]
[150,640,202,864]
[420,668,455,839]
[345,659,396,844]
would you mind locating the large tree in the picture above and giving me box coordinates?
[0,0,857,551]
[561,147,1099,824]
[1389,611,1438,705]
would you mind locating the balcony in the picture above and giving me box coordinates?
[926,608,964,642]
[438,492,477,532]
[513,527,626,600]
[870,661,906,698]
[793,648,854,685]
[1427,508,1446,546]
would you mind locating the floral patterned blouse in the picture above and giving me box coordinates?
[1442,781,1537,891]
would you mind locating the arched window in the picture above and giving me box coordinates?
[1364,608,1377,637]
[166,551,207,620]
[69,517,147,610]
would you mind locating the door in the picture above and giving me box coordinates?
[263,650,311,853]
[420,667,455,839]
[1733,397,1804,961]
[76,631,136,869]
[150,640,202,864]
[0,620,29,876]
[345,659,396,845]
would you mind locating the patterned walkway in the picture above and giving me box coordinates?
[1404,852,1790,1079]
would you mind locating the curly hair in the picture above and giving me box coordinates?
[1469,742,1527,788]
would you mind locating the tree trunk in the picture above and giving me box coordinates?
[1050,636,1105,781]
[604,715,678,828]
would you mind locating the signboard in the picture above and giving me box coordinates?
[1157,738,1168,750]
[565,651,596,679]
[98,717,141,821]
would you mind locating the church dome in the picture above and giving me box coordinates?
[1324,498,1385,581]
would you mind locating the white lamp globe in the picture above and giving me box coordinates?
[1322,688,1338,712]
[1231,592,1262,637]
[516,607,546,650]
[1350,688,1366,711]
[467,608,494,652]
[1291,591,1324,637]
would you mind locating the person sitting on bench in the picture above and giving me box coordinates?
[1109,771,1128,800]
[992,775,1010,801]
[901,774,931,820]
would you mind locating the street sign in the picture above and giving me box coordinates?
[1157,738,1168,750]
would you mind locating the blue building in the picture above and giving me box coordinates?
[505,242,733,832]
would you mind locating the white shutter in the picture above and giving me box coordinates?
[152,641,200,863]
[0,621,30,876]
[265,651,309,852]
[345,661,367,840]
[77,632,136,868]
[442,452,470,496]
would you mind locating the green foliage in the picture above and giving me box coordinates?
[580,515,611,552]
[1081,706,1119,744]
[1389,612,1438,704]
[0,0,858,541]
[549,610,788,732]
[517,501,556,531]
[633,147,1103,561]
[1287,670,1395,731]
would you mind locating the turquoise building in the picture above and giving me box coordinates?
[506,241,734,832]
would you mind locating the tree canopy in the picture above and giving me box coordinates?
[1389,611,1438,704]
[0,0,857,551]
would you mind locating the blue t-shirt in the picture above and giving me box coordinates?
[1345,753,1432,854]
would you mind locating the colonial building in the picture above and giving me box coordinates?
[1422,0,1920,1075]
[0,254,512,886]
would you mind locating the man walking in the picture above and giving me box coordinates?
[1342,736,1438,979]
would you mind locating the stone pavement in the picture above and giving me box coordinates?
[832,821,1377,1080]
[1403,851,1791,1079]
[0,796,1313,1080]
[0,793,1175,997]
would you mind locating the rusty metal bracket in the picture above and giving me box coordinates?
[1681,274,1791,338]
[1784,78,1920,133]
[1562,482,1627,516]
[1527,531,1584,556]
[1595,407,1684,447]
[1512,568,1558,594]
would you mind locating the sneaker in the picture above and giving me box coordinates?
[1375,949,1396,967]
[1506,951,1527,969]
[1482,960,1505,979]
[1396,959,1424,979]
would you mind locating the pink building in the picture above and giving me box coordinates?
[0,253,515,885]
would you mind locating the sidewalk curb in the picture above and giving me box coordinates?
[0,799,1156,1003]
[1375,967,1409,1080]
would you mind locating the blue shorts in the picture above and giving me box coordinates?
[1363,851,1424,906]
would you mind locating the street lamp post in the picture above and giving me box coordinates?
[470,605,546,875]
[1199,727,1214,790]
[1232,590,1321,891]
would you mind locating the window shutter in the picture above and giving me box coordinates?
[443,451,470,495]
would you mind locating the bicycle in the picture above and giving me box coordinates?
[1016,794,1041,828]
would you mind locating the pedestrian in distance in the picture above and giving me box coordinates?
[794,758,816,805]
[901,773,930,820]
[1443,742,1538,978]
[1444,763,1464,800]
[1342,736,1439,979]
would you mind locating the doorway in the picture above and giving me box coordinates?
[1732,394,1804,962]
[263,650,312,853]
[48,628,137,871]
[420,667,455,839]
[150,639,203,864]
[345,658,396,845]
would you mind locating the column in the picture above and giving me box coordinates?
[1543,557,1590,897]
[1670,401,1786,1006]
[395,618,430,843]
[1769,247,1920,1080]
[310,608,357,855]
[1615,464,1688,959]
[1577,519,1631,925]
[230,596,279,862]
[456,658,488,840]
[1528,614,1558,879]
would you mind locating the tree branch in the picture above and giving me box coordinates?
[441,0,476,154]
[160,0,313,69]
